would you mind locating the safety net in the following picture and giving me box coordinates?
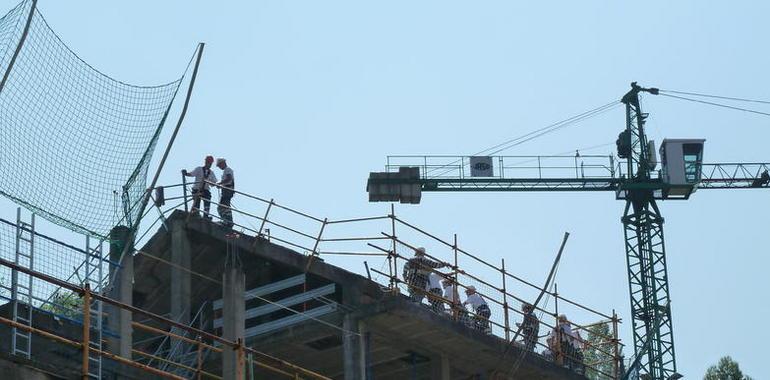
[0,1,188,237]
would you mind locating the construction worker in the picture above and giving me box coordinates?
[183,155,217,219]
[442,277,467,324]
[402,247,446,303]
[426,271,445,313]
[216,157,235,228]
[463,285,491,334]
[554,314,585,373]
[516,302,540,351]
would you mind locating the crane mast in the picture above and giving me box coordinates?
[619,83,678,379]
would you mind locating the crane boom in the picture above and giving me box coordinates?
[367,160,770,193]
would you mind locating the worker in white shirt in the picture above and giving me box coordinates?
[463,285,491,334]
[215,158,235,228]
[442,277,466,324]
[182,155,217,219]
[441,278,459,308]
[426,271,445,313]
[554,314,585,373]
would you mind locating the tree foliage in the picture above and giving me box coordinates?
[584,322,621,380]
[704,356,753,380]
[40,290,84,318]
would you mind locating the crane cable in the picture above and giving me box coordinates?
[424,100,621,178]
[658,93,770,118]
[658,89,770,105]
[656,88,770,117]
[482,101,620,157]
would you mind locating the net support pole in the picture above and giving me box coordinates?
[0,0,37,96]
[110,43,205,290]
[146,42,206,212]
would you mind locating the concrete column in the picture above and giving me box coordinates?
[222,257,245,380]
[431,354,451,380]
[170,220,191,326]
[343,315,365,380]
[107,226,133,357]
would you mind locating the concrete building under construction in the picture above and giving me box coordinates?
[0,189,623,379]
[0,1,627,379]
[0,208,617,379]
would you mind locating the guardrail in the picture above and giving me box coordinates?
[386,155,617,180]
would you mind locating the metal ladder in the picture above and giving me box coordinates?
[169,303,210,377]
[11,208,34,358]
[84,236,104,379]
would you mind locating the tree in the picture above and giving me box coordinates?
[584,322,622,380]
[41,290,84,319]
[704,356,753,380]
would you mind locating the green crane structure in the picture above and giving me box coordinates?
[366,82,770,380]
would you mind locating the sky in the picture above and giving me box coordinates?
[1,1,769,378]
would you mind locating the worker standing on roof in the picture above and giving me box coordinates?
[426,271,445,313]
[517,303,540,351]
[442,277,467,324]
[216,157,235,228]
[183,155,217,219]
[464,285,491,334]
[402,247,446,303]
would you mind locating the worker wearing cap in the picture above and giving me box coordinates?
[402,247,447,303]
[183,155,217,219]
[464,285,491,334]
[216,158,235,228]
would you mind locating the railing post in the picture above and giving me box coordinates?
[236,338,245,380]
[181,171,189,213]
[574,155,579,178]
[81,283,91,380]
[554,283,561,366]
[610,155,615,178]
[389,204,397,291]
[538,156,542,179]
[304,218,328,273]
[501,259,510,341]
[452,234,459,321]
[613,309,620,379]
[257,199,274,238]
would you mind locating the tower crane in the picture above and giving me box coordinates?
[366,82,770,380]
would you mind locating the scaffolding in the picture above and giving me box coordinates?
[138,179,627,379]
[0,254,332,380]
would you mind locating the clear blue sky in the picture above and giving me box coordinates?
[2,1,769,377]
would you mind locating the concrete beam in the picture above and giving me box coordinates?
[222,256,245,380]
[107,226,133,358]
